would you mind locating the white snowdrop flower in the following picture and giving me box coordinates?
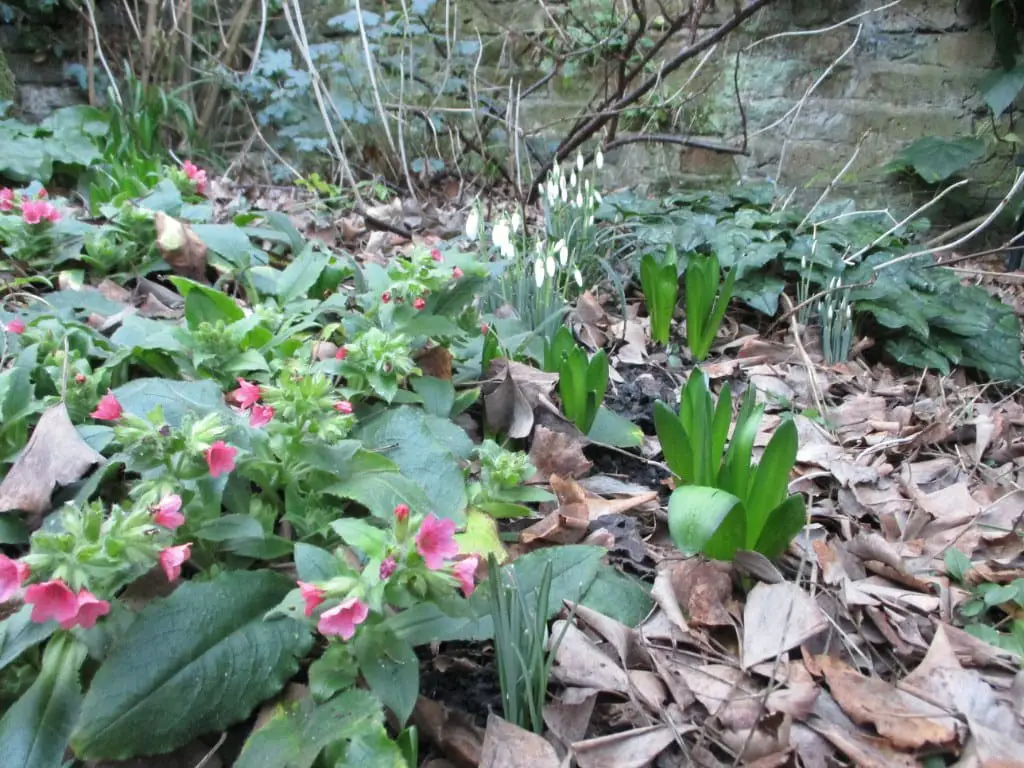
[560,184,568,204]
[594,190,603,204]
[576,151,584,171]
[492,219,510,249]
[576,191,583,208]
[546,255,556,278]
[511,210,522,233]
[556,239,568,265]
[547,180,558,205]
[595,147,604,169]
[535,240,544,254]
[800,252,807,270]
[573,268,583,287]
[587,215,595,226]
[827,305,834,320]
[584,178,590,192]
[464,208,479,239]
[501,240,516,260]
[845,304,852,320]
[570,170,578,189]
[534,258,545,287]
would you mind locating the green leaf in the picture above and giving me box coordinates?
[944,548,971,584]
[410,376,456,418]
[330,518,388,559]
[981,65,1024,117]
[0,515,29,544]
[234,690,385,768]
[70,570,313,760]
[0,633,87,768]
[191,224,259,269]
[586,406,643,448]
[0,606,57,672]
[197,514,265,542]
[887,136,986,183]
[984,583,1020,608]
[653,401,693,482]
[294,543,342,582]
[752,494,806,559]
[182,283,246,329]
[579,564,654,627]
[277,244,330,304]
[326,470,433,520]
[667,485,745,560]
[353,626,418,725]
[112,378,233,427]
[744,418,798,545]
[388,545,604,645]
[356,406,468,523]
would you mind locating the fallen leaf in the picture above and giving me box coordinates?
[742,582,828,669]
[480,713,560,768]
[528,425,592,480]
[415,345,454,380]
[549,619,630,693]
[412,696,485,768]
[669,559,734,627]
[543,687,598,747]
[572,725,681,768]
[0,403,105,521]
[807,689,919,768]
[817,654,958,749]
[674,663,762,729]
[519,474,591,545]
[155,211,207,282]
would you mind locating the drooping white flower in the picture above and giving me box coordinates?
[570,170,578,189]
[595,147,604,169]
[500,240,516,260]
[546,255,556,278]
[587,215,595,227]
[575,191,583,208]
[576,151,584,171]
[534,259,545,287]
[510,210,522,233]
[594,190,603,204]
[573,268,583,287]
[555,239,568,265]
[491,218,510,249]
[464,208,479,239]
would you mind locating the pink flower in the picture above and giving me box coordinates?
[24,580,78,624]
[452,267,464,279]
[413,297,426,311]
[379,557,397,580]
[159,543,192,581]
[233,378,262,409]
[43,204,61,223]
[249,404,274,428]
[74,373,86,384]
[62,589,110,629]
[381,291,392,304]
[205,441,237,477]
[415,513,459,570]
[335,346,348,361]
[152,494,185,531]
[90,390,123,420]
[480,323,489,336]
[36,188,47,199]
[297,581,326,617]
[5,318,25,335]
[394,503,409,522]
[21,199,58,225]
[317,596,369,640]
[183,160,208,194]
[334,401,354,415]
[453,555,480,597]
[0,554,29,602]
[0,188,14,211]
[431,248,443,262]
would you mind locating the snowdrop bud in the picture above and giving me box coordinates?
[546,255,556,277]
[576,151,584,171]
[511,210,521,233]
[587,215,595,226]
[556,239,568,265]
[584,178,590,191]
[570,170,578,189]
[492,220,510,249]
[547,180,558,204]
[594,190,603,204]
[827,305,834,320]
[465,208,479,239]
[535,240,544,254]
[560,184,568,204]
[502,241,516,260]
[576,191,583,208]
[845,305,852,320]
[573,268,583,287]
[801,253,807,270]
[596,147,604,169]
[534,259,545,287]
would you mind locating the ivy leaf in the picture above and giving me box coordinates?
[70,570,313,760]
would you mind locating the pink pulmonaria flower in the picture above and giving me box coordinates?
[21,199,59,225]
[233,378,262,409]
[74,373,86,384]
[415,513,459,570]
[453,555,480,597]
[334,401,354,415]
[62,589,110,629]
[24,579,78,624]
[297,581,326,617]
[183,160,208,194]
[43,204,61,223]
[480,323,489,336]
[317,596,369,640]
[36,188,47,199]
[205,441,237,477]
[159,543,192,581]
[335,346,348,361]
[90,389,123,420]
[394,503,409,522]
[0,554,29,602]
[5,318,25,335]
[413,297,426,311]
[431,248,443,262]
[0,188,14,211]
[152,494,185,531]
[452,266,464,279]
[379,557,397,580]
[249,404,274,428]
[381,291,392,304]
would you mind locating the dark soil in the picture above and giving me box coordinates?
[417,641,502,729]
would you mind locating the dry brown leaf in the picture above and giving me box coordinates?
[412,696,485,768]
[817,654,958,749]
[480,714,560,768]
[674,663,762,729]
[543,687,598,747]
[573,603,649,669]
[519,474,590,545]
[482,360,558,439]
[668,559,734,627]
[155,211,207,282]
[415,345,453,380]
[0,403,105,521]
[528,425,592,480]
[549,620,630,694]
[572,725,680,768]
[742,582,827,669]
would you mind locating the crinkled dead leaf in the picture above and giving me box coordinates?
[808,689,919,768]
[668,559,734,627]
[519,474,590,545]
[528,425,592,480]
[480,713,559,768]
[543,687,597,748]
[0,403,104,521]
[483,359,557,439]
[549,619,630,693]
[415,345,453,380]
[155,211,207,282]
[572,724,681,768]
[742,581,828,669]
[817,654,957,749]
[674,663,762,729]
[412,695,485,768]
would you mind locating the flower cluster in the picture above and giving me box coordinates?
[236,368,356,442]
[369,246,472,315]
[2,317,25,335]
[297,505,480,641]
[182,160,208,195]
[0,187,61,225]
[334,328,418,403]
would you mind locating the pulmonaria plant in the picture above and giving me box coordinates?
[0,186,65,266]
[468,440,551,517]
[169,159,208,196]
[333,327,419,403]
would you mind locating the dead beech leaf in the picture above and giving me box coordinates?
[0,403,104,520]
[549,620,630,694]
[528,425,592,480]
[520,474,590,546]
[480,713,559,768]
[572,724,680,768]
[412,695,485,768]
[415,345,453,380]
[742,582,827,669]
[543,687,598,747]
[817,654,958,749]
[154,211,207,282]
[668,559,734,627]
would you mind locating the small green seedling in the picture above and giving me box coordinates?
[639,246,679,346]
[685,252,735,361]
[654,372,805,561]
[544,326,608,434]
